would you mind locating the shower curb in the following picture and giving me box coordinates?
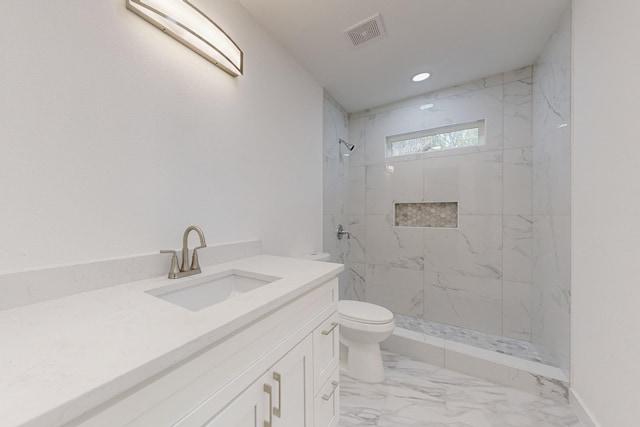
[382,327,569,403]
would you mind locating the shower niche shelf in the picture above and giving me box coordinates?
[394,202,458,228]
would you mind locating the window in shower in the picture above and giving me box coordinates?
[395,202,458,228]
[386,120,485,157]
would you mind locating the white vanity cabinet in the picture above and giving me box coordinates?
[72,278,339,427]
[196,336,312,427]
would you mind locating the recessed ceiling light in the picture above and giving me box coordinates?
[412,72,431,82]
[419,103,434,110]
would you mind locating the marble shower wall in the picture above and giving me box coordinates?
[347,68,535,341]
[323,93,351,298]
[531,7,572,375]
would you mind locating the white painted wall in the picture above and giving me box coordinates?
[572,0,640,424]
[0,0,323,273]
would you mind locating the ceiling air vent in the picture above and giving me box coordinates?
[344,13,386,48]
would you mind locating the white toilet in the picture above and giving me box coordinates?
[298,253,395,383]
[339,300,395,383]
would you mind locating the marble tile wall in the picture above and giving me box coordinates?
[329,13,571,363]
[347,68,535,341]
[322,92,352,299]
[531,7,572,376]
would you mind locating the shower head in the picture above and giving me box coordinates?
[339,138,355,152]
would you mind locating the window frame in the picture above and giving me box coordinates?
[385,119,486,158]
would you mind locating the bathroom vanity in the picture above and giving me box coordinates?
[0,255,342,427]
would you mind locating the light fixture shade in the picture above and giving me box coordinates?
[126,0,243,77]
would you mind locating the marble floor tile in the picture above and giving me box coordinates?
[339,352,581,427]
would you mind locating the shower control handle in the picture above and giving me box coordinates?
[337,224,350,240]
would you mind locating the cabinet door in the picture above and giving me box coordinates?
[270,335,313,427]
[202,372,270,427]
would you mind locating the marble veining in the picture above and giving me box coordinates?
[347,215,366,264]
[424,215,503,280]
[344,61,568,358]
[339,352,581,426]
[367,265,424,317]
[365,215,425,270]
[531,6,572,376]
[394,314,555,366]
[347,262,366,301]
[346,67,540,340]
[323,92,352,299]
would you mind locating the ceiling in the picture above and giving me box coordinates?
[236,0,570,113]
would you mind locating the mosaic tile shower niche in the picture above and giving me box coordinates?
[395,202,458,228]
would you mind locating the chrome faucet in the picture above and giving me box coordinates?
[160,225,207,279]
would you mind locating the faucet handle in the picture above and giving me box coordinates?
[160,250,181,278]
[337,224,351,240]
[191,246,205,271]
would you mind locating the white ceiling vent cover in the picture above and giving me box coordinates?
[344,14,386,48]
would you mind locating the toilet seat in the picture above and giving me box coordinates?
[339,300,394,325]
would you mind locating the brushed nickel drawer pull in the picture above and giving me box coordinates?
[273,372,282,418]
[321,322,339,335]
[263,384,272,427]
[322,381,339,401]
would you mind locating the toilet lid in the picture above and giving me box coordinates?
[339,300,394,325]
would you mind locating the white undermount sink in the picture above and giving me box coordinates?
[147,270,281,311]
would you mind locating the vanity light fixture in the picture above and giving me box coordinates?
[126,0,243,77]
[412,72,431,82]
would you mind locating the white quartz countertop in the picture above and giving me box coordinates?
[0,255,343,427]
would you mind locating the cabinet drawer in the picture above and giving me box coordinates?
[313,311,339,395]
[313,368,339,427]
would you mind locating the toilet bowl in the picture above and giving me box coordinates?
[339,300,395,383]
